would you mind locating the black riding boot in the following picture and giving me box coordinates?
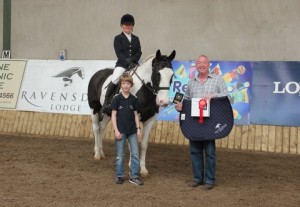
[102,82,117,114]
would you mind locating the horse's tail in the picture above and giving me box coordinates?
[88,81,101,115]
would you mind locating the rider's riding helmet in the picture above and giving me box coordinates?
[120,14,135,26]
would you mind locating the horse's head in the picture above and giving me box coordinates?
[151,50,176,106]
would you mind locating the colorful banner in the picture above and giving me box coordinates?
[250,62,300,126]
[157,61,253,125]
[0,60,27,109]
[17,60,115,115]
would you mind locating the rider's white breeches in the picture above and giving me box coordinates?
[111,66,126,84]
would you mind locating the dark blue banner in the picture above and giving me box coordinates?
[250,62,300,126]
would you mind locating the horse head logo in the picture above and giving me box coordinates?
[52,67,85,87]
[215,123,221,129]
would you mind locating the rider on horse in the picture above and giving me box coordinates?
[102,14,142,114]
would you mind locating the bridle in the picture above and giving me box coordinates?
[129,62,173,95]
[129,66,158,95]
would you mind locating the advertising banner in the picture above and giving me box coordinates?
[14,59,299,126]
[0,60,27,109]
[157,61,253,125]
[17,60,115,115]
[250,62,300,126]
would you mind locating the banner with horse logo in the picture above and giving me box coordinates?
[17,60,115,115]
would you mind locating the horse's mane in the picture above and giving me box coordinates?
[142,54,155,63]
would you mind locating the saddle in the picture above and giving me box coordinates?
[179,96,234,141]
[102,65,138,117]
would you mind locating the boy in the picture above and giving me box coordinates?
[111,73,143,185]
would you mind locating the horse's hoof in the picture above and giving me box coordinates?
[94,157,106,161]
[94,151,106,160]
[140,170,149,177]
[94,155,105,160]
[94,155,101,160]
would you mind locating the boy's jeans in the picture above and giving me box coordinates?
[115,133,140,178]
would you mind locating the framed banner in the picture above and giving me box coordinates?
[17,60,115,115]
[0,60,27,109]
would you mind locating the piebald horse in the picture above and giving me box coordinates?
[88,50,176,176]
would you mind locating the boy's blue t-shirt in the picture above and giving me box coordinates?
[111,93,139,134]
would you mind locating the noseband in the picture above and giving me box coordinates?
[129,63,172,95]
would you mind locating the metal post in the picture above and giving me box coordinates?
[3,0,11,50]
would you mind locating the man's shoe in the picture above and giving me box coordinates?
[129,178,143,186]
[115,177,124,184]
[188,181,204,187]
[203,184,214,190]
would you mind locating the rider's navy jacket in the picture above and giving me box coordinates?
[114,32,142,69]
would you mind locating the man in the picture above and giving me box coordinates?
[175,55,228,190]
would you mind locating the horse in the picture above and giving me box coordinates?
[88,50,176,177]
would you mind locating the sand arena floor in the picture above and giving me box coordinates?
[0,135,299,207]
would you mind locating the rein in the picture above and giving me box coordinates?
[129,65,168,96]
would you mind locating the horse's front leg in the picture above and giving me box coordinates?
[139,115,156,177]
[91,112,110,160]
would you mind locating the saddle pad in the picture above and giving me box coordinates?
[179,96,234,141]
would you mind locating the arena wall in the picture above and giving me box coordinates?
[1,0,299,61]
[0,110,299,155]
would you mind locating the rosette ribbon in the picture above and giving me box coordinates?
[199,99,207,124]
